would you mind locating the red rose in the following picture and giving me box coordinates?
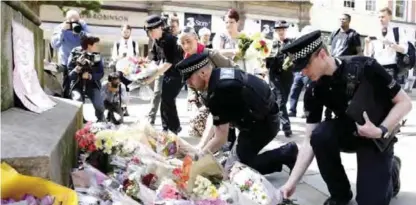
[260,40,266,47]
[142,173,157,187]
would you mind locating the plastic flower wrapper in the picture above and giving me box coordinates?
[1,194,55,205]
[172,155,193,190]
[194,199,229,205]
[115,57,141,79]
[229,162,282,205]
[155,178,184,201]
[89,122,115,134]
[156,132,179,157]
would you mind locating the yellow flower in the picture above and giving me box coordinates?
[208,185,218,198]
[95,139,103,150]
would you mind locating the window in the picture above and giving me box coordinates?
[343,0,355,9]
[365,0,376,11]
[393,0,406,19]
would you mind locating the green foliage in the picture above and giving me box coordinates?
[35,0,102,16]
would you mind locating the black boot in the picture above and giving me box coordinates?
[392,155,401,197]
[323,191,352,205]
[280,142,299,172]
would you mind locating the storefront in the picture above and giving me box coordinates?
[162,4,301,40]
[39,5,149,64]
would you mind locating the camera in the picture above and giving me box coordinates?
[67,21,83,34]
[75,51,100,73]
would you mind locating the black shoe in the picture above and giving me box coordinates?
[284,130,293,138]
[323,198,351,205]
[323,191,352,205]
[123,107,130,117]
[392,155,401,197]
[288,112,296,117]
[280,142,299,172]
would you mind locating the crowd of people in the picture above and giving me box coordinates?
[48,6,415,205]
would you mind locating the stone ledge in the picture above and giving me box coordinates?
[1,97,83,186]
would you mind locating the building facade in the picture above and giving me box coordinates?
[39,1,312,62]
[310,0,416,43]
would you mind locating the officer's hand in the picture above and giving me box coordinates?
[280,183,296,199]
[355,111,382,138]
[82,72,91,80]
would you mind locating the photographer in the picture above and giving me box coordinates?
[51,9,89,98]
[67,34,105,122]
[102,72,127,125]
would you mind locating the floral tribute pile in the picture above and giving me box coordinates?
[72,120,297,205]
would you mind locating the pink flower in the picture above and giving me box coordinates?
[159,185,180,199]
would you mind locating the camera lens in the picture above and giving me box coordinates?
[72,22,83,34]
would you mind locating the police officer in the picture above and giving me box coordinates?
[144,15,184,134]
[266,20,294,137]
[176,52,299,175]
[279,31,411,205]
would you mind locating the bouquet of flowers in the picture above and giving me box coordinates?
[192,175,219,200]
[75,122,97,153]
[116,57,141,78]
[172,155,193,189]
[156,132,179,157]
[229,162,281,205]
[234,33,254,61]
[252,33,271,59]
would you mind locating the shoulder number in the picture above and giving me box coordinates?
[219,68,235,80]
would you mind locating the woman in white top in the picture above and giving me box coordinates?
[212,8,240,59]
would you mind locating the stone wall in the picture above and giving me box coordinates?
[1,1,44,111]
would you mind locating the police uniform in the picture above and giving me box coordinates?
[266,20,294,137]
[146,15,184,134]
[281,31,401,205]
[176,53,299,175]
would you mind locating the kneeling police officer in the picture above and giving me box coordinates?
[176,53,299,175]
[279,30,412,205]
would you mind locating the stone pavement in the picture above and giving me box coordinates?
[83,89,416,205]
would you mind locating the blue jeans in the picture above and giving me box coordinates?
[71,87,104,121]
[289,72,310,114]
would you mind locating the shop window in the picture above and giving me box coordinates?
[365,0,376,11]
[343,0,355,9]
[393,0,406,20]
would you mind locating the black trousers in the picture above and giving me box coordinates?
[310,118,394,205]
[104,100,123,125]
[161,75,184,133]
[235,114,291,174]
[270,71,293,132]
[62,65,71,99]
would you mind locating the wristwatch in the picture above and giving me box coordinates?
[379,125,389,139]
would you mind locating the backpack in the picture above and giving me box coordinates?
[393,27,416,75]
[116,40,137,56]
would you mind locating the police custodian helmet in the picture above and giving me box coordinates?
[176,52,210,80]
[144,15,164,30]
[281,30,323,72]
